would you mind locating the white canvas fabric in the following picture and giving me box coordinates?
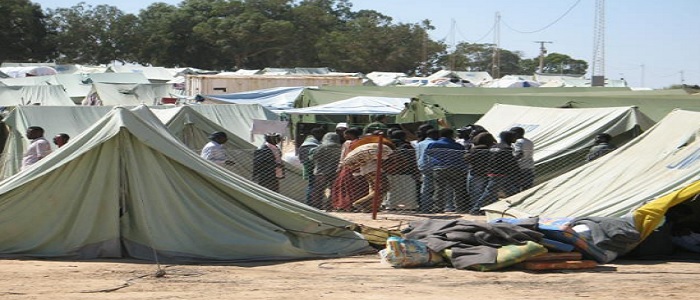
[0,106,370,261]
[483,109,700,219]
[475,104,655,166]
[284,96,409,115]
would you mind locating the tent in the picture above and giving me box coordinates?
[0,104,281,180]
[474,104,655,182]
[0,106,370,261]
[283,96,409,115]
[203,86,306,111]
[483,109,700,239]
[0,85,75,106]
[152,106,307,202]
[82,83,175,106]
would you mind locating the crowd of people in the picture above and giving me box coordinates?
[192,116,618,214]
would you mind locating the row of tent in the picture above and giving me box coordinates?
[0,105,370,261]
[0,103,696,262]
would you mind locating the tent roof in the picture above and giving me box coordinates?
[107,65,176,82]
[0,85,75,106]
[86,83,174,106]
[475,104,655,165]
[203,86,305,111]
[483,109,700,219]
[284,96,409,115]
[0,105,369,261]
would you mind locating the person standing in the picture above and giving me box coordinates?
[53,133,70,148]
[310,132,342,210]
[201,131,234,167]
[415,127,439,213]
[21,126,52,170]
[510,126,535,191]
[425,128,469,213]
[587,133,617,161]
[473,131,520,213]
[467,132,497,214]
[299,127,325,205]
[253,133,285,192]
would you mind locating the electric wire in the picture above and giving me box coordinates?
[501,0,582,34]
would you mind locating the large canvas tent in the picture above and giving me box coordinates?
[0,106,370,261]
[474,104,655,182]
[153,105,306,201]
[483,109,700,239]
[203,86,306,111]
[0,85,75,106]
[83,83,175,106]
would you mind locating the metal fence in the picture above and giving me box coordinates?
[213,145,597,216]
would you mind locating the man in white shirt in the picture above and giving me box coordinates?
[21,126,52,170]
[201,131,234,167]
[510,127,535,192]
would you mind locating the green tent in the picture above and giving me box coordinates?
[0,106,370,261]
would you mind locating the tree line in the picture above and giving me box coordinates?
[1,0,588,76]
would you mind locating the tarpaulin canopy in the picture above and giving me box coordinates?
[203,86,306,111]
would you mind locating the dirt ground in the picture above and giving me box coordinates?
[2,212,700,300]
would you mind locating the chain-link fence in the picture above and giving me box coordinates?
[212,145,596,216]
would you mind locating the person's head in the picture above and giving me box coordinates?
[439,128,454,139]
[344,127,362,141]
[310,127,325,141]
[265,132,282,145]
[499,130,516,144]
[456,126,470,139]
[595,133,612,144]
[510,127,525,139]
[426,128,440,140]
[335,122,348,133]
[53,133,70,147]
[321,132,340,145]
[209,131,228,144]
[416,123,434,140]
[472,132,497,147]
[26,126,44,140]
[389,129,406,141]
[468,125,487,139]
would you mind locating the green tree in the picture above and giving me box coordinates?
[0,0,54,62]
[540,53,588,75]
[316,11,443,74]
[46,3,136,64]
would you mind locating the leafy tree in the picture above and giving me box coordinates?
[539,53,588,75]
[0,0,54,62]
[316,11,443,75]
[46,3,136,64]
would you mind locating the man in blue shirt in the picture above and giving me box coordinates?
[415,127,438,213]
[425,128,469,213]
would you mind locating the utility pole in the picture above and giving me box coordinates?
[591,0,606,86]
[534,41,553,74]
[640,64,645,87]
[491,12,501,78]
[680,70,685,85]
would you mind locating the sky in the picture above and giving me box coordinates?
[32,0,700,89]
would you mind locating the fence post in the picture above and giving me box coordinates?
[372,132,384,220]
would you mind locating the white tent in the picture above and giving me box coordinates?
[203,86,306,111]
[0,105,370,261]
[82,83,174,106]
[0,85,75,106]
[474,104,655,183]
[284,96,409,115]
[483,109,700,220]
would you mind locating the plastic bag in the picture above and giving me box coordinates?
[379,236,444,268]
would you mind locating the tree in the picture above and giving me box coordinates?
[316,11,443,74]
[539,53,588,75]
[0,0,54,62]
[46,3,135,64]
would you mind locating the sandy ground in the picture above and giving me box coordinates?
[2,212,700,300]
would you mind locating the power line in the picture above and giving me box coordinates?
[455,22,496,44]
[501,0,582,34]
